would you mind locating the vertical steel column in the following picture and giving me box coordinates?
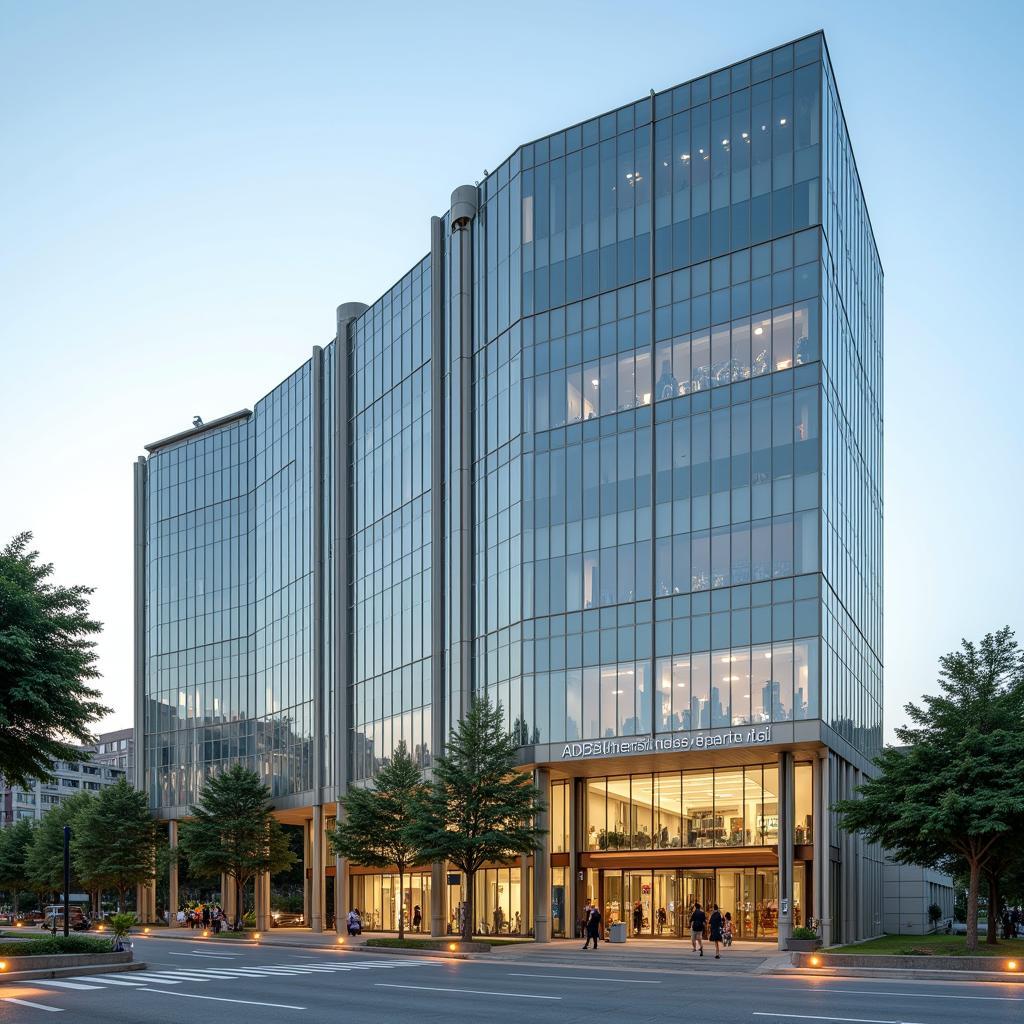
[312,345,324,802]
[168,820,179,926]
[429,214,446,938]
[567,777,579,940]
[311,805,324,932]
[777,751,794,949]
[818,749,832,946]
[449,185,478,726]
[333,301,366,930]
[532,767,551,942]
[133,456,147,795]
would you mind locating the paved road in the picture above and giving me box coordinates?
[1,936,1021,1023]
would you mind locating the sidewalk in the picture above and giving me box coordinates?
[138,926,773,971]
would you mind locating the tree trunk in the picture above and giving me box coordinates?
[398,867,405,941]
[118,886,126,915]
[986,871,999,945]
[462,870,474,943]
[966,857,980,951]
[236,877,244,932]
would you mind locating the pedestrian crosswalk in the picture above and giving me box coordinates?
[0,959,439,1013]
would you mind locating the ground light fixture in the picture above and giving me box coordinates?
[337,937,344,944]
[0,961,6,971]
[448,942,457,951]
[202,929,208,937]
[254,932,261,942]
[808,955,821,967]
[1007,960,1019,971]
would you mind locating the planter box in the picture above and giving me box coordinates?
[1,951,132,972]
[786,938,822,952]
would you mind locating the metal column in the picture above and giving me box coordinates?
[168,820,179,926]
[777,751,795,949]
[532,767,551,943]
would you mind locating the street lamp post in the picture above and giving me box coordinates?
[62,825,71,938]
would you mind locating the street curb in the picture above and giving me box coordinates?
[766,965,1024,984]
[0,961,146,984]
[133,933,478,960]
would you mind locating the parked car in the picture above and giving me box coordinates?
[271,911,305,927]
[41,905,91,931]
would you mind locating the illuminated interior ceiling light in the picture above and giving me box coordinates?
[681,153,690,161]
[764,651,772,659]
[612,689,623,694]
[741,132,749,139]
[761,124,767,131]
[779,117,787,125]
[698,148,704,154]
[591,379,599,388]
[753,327,764,335]
[663,160,669,167]
[721,138,729,145]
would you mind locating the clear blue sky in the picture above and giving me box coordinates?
[1,1,1021,739]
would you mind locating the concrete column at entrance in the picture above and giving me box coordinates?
[222,872,237,926]
[568,777,579,939]
[532,767,551,942]
[777,751,794,949]
[853,767,864,939]
[335,852,348,934]
[302,819,312,926]
[518,854,530,938]
[813,750,831,946]
[430,862,445,937]
[255,871,271,932]
[168,820,179,926]
[311,805,324,933]
[843,761,856,943]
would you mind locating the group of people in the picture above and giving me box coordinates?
[177,904,228,932]
[688,902,733,959]
[580,898,733,958]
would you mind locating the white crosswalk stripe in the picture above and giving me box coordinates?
[15,957,438,1011]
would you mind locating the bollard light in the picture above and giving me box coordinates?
[809,955,821,967]
[1007,960,1018,971]
[337,937,344,944]
[0,961,6,971]
[143,927,150,935]
[448,942,457,951]
[202,929,209,937]
[254,932,261,941]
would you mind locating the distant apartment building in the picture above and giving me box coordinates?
[0,728,134,826]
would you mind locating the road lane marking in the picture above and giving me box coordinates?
[34,981,104,991]
[804,988,1023,1003]
[172,951,239,959]
[1,998,64,1012]
[133,976,182,984]
[508,972,661,984]
[141,989,305,1010]
[753,1014,927,1024]
[67,975,145,986]
[376,983,561,1000]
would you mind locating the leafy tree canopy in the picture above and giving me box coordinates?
[178,764,295,929]
[836,627,1024,950]
[0,817,37,898]
[330,742,426,939]
[72,777,158,912]
[25,791,96,895]
[0,533,109,788]
[409,697,545,941]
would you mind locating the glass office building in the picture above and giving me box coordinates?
[135,31,883,945]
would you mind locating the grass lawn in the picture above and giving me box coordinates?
[832,933,1024,957]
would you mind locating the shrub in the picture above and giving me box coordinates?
[108,913,136,940]
[0,935,114,956]
[791,926,818,940]
[927,903,943,926]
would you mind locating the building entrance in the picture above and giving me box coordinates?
[590,865,799,940]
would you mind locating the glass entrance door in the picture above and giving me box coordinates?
[624,871,652,936]
[681,869,715,930]
[652,869,678,936]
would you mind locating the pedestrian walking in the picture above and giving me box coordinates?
[723,911,734,946]
[632,901,644,935]
[581,899,602,950]
[708,904,724,958]
[202,904,210,930]
[689,902,707,957]
[412,905,422,932]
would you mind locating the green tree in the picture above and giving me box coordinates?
[409,698,545,942]
[0,533,110,788]
[72,777,158,913]
[178,764,296,930]
[0,817,36,913]
[835,628,1024,951]
[25,792,96,900]
[329,742,426,939]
